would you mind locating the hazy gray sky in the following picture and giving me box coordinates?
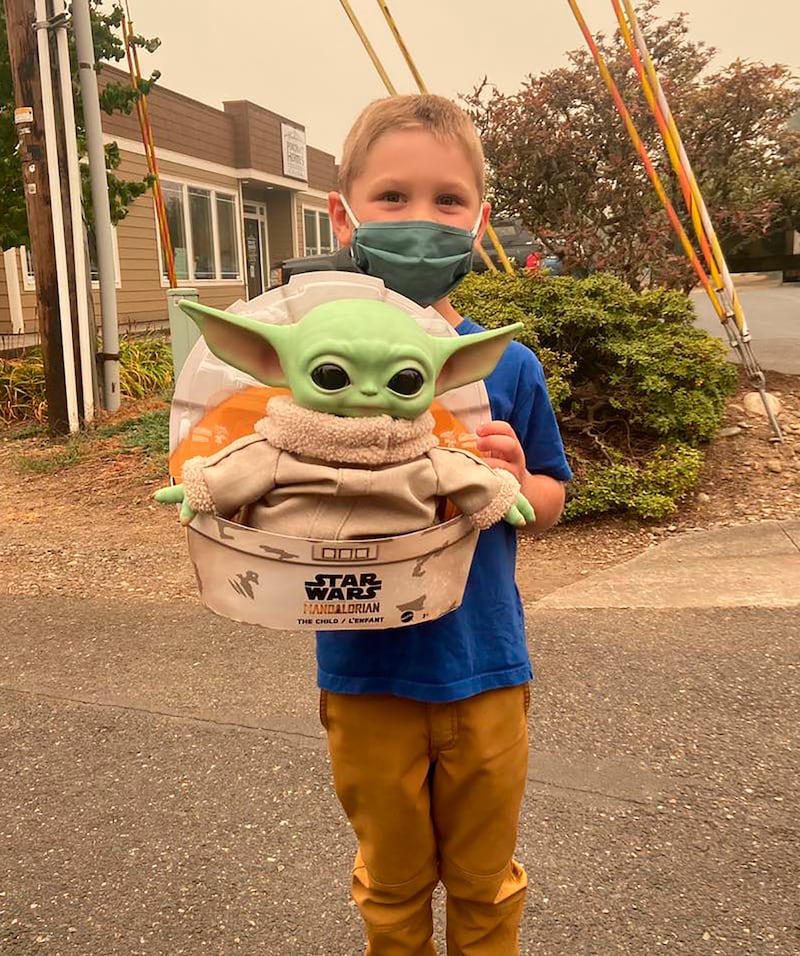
[126,0,800,160]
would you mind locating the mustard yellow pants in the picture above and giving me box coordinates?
[320,684,530,955]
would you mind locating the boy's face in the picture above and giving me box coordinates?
[329,128,490,248]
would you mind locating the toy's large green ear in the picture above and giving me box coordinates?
[178,300,291,387]
[433,322,524,395]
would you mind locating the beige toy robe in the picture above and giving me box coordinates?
[182,396,520,539]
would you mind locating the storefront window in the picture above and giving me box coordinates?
[319,211,333,254]
[304,207,335,256]
[163,182,190,281]
[216,195,240,279]
[160,180,241,282]
[189,188,214,280]
[303,208,319,257]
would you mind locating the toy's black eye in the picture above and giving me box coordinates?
[311,364,350,391]
[387,368,424,396]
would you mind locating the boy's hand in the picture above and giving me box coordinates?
[504,492,536,528]
[476,421,526,482]
[154,483,197,526]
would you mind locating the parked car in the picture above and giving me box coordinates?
[541,252,566,276]
[472,219,541,272]
[275,246,357,286]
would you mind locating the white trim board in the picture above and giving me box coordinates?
[3,249,25,333]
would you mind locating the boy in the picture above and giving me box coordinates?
[321,95,573,955]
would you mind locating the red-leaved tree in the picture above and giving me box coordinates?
[464,0,800,290]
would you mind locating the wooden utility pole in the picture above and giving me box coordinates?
[4,0,70,435]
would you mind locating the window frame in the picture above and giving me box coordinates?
[156,178,244,286]
[301,204,336,257]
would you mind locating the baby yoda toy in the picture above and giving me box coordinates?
[155,298,534,537]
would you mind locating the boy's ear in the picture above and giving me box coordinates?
[474,201,492,247]
[178,300,290,387]
[433,322,524,395]
[329,191,354,247]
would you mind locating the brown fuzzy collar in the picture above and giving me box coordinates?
[256,396,438,465]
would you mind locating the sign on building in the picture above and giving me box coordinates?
[281,123,307,182]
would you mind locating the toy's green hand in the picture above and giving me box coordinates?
[504,492,536,528]
[154,483,197,525]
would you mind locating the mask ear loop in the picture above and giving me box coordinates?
[471,204,485,237]
[338,194,361,229]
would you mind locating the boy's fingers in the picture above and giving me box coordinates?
[476,434,522,460]
[476,420,516,438]
[154,484,185,504]
[483,457,518,475]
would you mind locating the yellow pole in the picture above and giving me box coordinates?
[565,0,727,318]
[338,0,398,94]
[475,242,497,271]
[611,1,723,292]
[620,0,749,338]
[374,0,428,92]
[371,0,513,274]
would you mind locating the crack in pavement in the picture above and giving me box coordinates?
[2,684,670,809]
[0,683,326,746]
[778,521,800,553]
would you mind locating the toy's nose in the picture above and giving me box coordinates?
[360,385,379,396]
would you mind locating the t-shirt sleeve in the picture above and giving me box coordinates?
[510,353,573,482]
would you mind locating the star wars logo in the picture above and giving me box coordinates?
[304,572,383,602]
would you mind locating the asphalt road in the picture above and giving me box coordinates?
[1,593,797,955]
[691,275,800,375]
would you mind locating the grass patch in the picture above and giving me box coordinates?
[95,408,171,478]
[96,409,170,459]
[15,438,85,474]
[7,422,48,441]
[11,408,170,478]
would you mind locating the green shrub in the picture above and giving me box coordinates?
[452,271,737,521]
[119,337,173,400]
[0,351,47,423]
[564,443,704,521]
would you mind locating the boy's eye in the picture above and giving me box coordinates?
[380,191,404,203]
[437,195,462,206]
[311,364,350,391]
[387,368,425,396]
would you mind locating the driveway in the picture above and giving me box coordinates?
[691,273,800,375]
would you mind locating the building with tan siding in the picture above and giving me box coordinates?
[0,65,339,350]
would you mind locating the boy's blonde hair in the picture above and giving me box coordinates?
[338,94,485,197]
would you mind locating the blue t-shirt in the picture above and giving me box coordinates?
[315,317,573,703]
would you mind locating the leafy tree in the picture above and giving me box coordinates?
[0,0,160,250]
[464,0,800,290]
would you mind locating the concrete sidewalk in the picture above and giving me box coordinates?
[1,520,798,954]
[536,519,800,610]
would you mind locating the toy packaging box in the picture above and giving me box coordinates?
[165,272,515,631]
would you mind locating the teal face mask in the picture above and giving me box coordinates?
[340,196,482,307]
